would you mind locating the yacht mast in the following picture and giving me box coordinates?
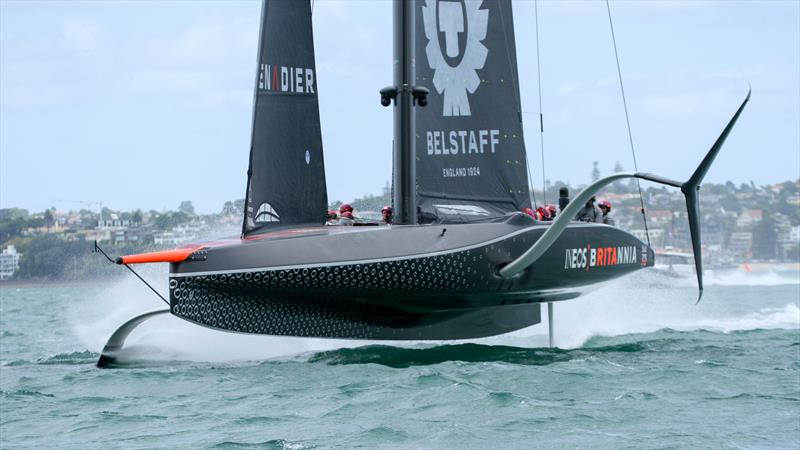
[391,0,418,225]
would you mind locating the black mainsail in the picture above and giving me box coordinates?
[414,0,531,220]
[243,0,327,235]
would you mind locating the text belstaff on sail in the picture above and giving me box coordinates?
[426,129,501,155]
[258,63,315,93]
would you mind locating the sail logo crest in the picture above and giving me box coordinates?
[422,0,488,117]
[255,203,280,223]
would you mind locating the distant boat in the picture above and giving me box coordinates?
[653,251,700,278]
[96,0,749,367]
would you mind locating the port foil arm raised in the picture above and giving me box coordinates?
[500,90,751,304]
[97,309,171,368]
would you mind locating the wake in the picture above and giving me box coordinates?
[70,267,800,364]
[702,269,799,287]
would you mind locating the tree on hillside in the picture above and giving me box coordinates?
[776,198,800,226]
[706,183,728,195]
[328,200,343,211]
[43,209,55,231]
[0,208,29,221]
[780,181,798,194]
[752,216,778,260]
[132,209,143,225]
[611,161,627,193]
[0,216,41,243]
[720,195,742,214]
[382,181,391,197]
[154,212,191,230]
[221,201,236,216]
[178,201,195,216]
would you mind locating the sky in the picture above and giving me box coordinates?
[1,0,798,214]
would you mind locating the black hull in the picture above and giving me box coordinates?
[169,215,653,339]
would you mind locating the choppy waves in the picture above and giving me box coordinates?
[306,341,646,368]
[2,284,799,449]
[305,327,798,368]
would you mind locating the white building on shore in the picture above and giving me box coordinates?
[0,245,22,280]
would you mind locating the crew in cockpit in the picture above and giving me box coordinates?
[599,200,614,226]
[338,211,355,225]
[537,205,551,221]
[325,210,339,225]
[381,205,393,224]
[522,207,538,220]
[576,196,601,223]
[339,203,353,216]
[546,204,557,220]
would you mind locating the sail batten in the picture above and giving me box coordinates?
[243,0,327,236]
[414,0,531,220]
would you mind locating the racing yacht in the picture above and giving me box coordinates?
[96,0,748,367]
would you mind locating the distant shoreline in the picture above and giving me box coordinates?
[0,278,118,289]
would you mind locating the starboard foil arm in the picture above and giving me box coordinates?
[96,309,171,368]
[500,89,751,303]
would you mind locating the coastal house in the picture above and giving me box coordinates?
[736,209,763,228]
[110,227,151,246]
[644,210,674,226]
[0,245,22,280]
[97,219,132,229]
[630,228,665,246]
[790,226,800,244]
[728,232,753,260]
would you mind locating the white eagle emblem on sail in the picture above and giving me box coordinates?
[255,202,280,223]
[422,0,489,117]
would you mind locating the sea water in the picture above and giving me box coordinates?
[1,269,798,449]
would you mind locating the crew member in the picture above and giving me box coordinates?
[537,205,551,221]
[325,210,339,226]
[546,204,557,220]
[522,207,538,220]
[576,196,601,222]
[338,211,355,225]
[381,205,393,224]
[599,200,615,226]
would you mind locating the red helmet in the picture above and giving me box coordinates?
[546,204,557,215]
[381,205,392,214]
[599,200,612,210]
[537,206,551,220]
[339,203,353,213]
[522,207,535,218]
[341,211,354,219]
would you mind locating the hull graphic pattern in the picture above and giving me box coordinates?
[169,219,652,339]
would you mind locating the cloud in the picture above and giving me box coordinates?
[60,20,103,51]
[556,82,581,95]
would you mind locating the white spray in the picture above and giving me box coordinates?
[72,265,799,363]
